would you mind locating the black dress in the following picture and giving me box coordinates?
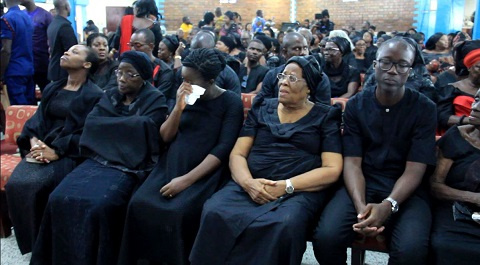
[30,83,168,265]
[92,59,119,90]
[324,61,360,98]
[189,97,342,265]
[119,90,244,265]
[431,126,480,265]
[5,80,103,254]
[437,84,474,130]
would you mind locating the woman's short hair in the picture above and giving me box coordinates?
[86,33,108,47]
[425,32,445,50]
[182,48,227,81]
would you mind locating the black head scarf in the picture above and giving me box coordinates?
[286,55,323,99]
[219,35,235,52]
[254,34,272,51]
[397,36,425,66]
[425,32,444,50]
[119,51,153,80]
[328,36,351,55]
[162,35,180,53]
[454,40,480,76]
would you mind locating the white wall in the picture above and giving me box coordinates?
[85,0,133,30]
[465,0,476,18]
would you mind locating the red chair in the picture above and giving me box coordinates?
[0,105,37,237]
[241,93,256,121]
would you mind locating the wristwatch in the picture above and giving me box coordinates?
[285,179,294,194]
[383,197,399,213]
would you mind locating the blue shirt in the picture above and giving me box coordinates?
[1,5,34,77]
[25,7,52,71]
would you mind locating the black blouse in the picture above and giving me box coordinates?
[437,84,474,128]
[325,63,360,98]
[438,126,480,191]
[343,88,437,192]
[238,64,269,93]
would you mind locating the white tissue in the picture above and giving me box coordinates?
[185,85,206,105]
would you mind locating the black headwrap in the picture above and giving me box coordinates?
[328,36,351,55]
[254,34,272,51]
[286,55,323,99]
[220,35,235,52]
[182,48,226,80]
[425,32,444,50]
[119,51,153,80]
[454,40,480,76]
[162,35,180,53]
[397,36,425,66]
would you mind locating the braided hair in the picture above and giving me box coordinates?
[182,48,226,81]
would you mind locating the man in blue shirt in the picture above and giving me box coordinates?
[251,10,265,34]
[21,0,52,92]
[1,0,35,105]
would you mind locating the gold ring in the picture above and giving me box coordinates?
[40,152,43,157]
[169,194,173,198]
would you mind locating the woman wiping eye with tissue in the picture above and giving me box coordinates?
[118,48,245,265]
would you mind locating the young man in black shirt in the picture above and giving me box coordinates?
[313,38,437,265]
[237,40,268,93]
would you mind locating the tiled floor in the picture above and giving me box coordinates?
[1,230,388,264]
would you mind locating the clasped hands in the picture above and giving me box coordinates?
[242,178,286,205]
[29,140,59,163]
[353,201,392,237]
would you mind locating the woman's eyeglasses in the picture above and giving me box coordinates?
[324,47,340,53]
[115,70,141,80]
[277,73,305,83]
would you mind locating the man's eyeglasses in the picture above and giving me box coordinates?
[376,59,411,74]
[115,70,141,80]
[277,73,305,83]
[127,42,148,49]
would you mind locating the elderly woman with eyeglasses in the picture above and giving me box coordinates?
[190,55,343,265]
[324,36,361,98]
[30,51,168,265]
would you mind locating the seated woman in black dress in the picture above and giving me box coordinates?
[324,37,360,98]
[158,35,180,69]
[87,33,118,90]
[430,89,480,265]
[363,31,377,68]
[352,37,368,73]
[118,48,244,265]
[5,44,103,255]
[437,40,480,132]
[30,51,168,265]
[190,55,343,265]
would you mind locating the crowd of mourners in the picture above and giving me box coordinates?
[1,0,479,264]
